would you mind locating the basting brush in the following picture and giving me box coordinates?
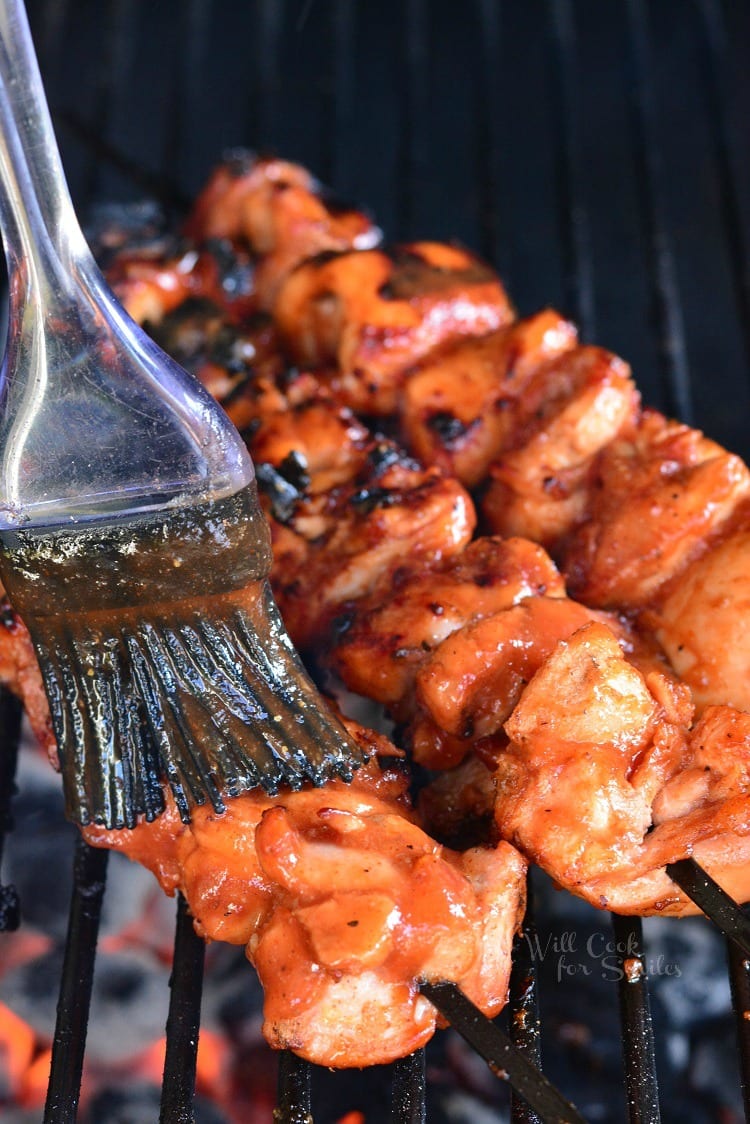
[0,0,366,828]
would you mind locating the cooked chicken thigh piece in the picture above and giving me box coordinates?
[495,622,750,915]
[83,723,526,1068]
[273,243,514,415]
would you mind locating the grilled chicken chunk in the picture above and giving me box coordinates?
[409,597,639,770]
[183,154,381,306]
[563,409,750,610]
[263,446,476,652]
[274,243,514,415]
[400,310,577,487]
[495,622,750,915]
[83,722,526,1068]
[482,345,639,550]
[330,536,564,712]
[645,529,750,714]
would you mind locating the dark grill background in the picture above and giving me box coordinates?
[1,1,750,1121]
[27,0,750,461]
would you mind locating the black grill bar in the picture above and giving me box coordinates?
[391,1049,427,1123]
[547,0,596,340]
[728,932,750,1121]
[397,0,429,238]
[667,858,750,1105]
[159,893,207,1124]
[159,0,201,203]
[0,688,22,933]
[252,0,284,153]
[624,0,693,425]
[696,0,750,376]
[667,858,750,958]
[276,1050,313,1124]
[421,981,587,1124]
[509,884,542,1124]
[43,839,109,1124]
[76,0,136,212]
[472,0,504,267]
[327,0,356,195]
[611,914,661,1124]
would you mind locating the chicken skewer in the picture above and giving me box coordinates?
[13,156,750,903]
[82,716,527,1068]
[174,157,750,920]
[0,161,545,1071]
[99,222,750,927]
[3,153,750,1076]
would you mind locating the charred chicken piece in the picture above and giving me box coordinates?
[265,445,476,652]
[83,721,527,1068]
[273,242,514,415]
[329,536,564,713]
[183,154,381,307]
[233,367,375,495]
[109,238,258,327]
[399,309,577,487]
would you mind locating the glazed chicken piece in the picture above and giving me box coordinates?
[266,445,476,651]
[329,535,564,712]
[399,309,577,487]
[273,242,514,415]
[230,367,375,495]
[83,723,527,1068]
[644,528,750,714]
[109,238,259,328]
[558,409,750,713]
[563,409,750,610]
[0,601,56,766]
[482,345,639,550]
[251,395,373,495]
[494,621,750,915]
[408,596,643,770]
[183,153,381,307]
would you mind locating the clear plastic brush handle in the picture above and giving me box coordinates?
[0,0,255,530]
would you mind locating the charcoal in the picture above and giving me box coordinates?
[4,744,75,939]
[0,947,65,1035]
[0,948,168,1062]
[82,1084,229,1124]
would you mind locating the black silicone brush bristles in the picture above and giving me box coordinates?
[0,484,367,829]
[34,581,362,828]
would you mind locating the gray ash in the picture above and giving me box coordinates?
[82,1085,229,1124]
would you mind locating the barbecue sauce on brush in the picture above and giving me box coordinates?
[0,484,361,829]
[0,483,273,615]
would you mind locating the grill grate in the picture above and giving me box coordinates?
[43,842,109,1124]
[611,915,660,1124]
[2,1,750,1120]
[159,895,206,1123]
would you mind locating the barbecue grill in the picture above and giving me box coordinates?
[2,0,750,1120]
